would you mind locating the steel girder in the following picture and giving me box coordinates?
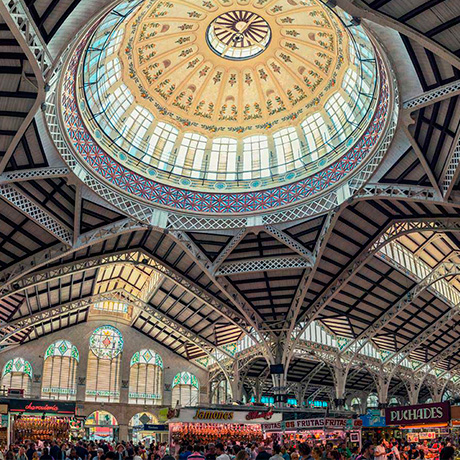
[339,262,460,359]
[402,80,460,111]
[216,255,311,276]
[0,218,148,289]
[290,218,460,352]
[169,230,276,361]
[0,0,52,174]
[0,184,73,245]
[0,248,253,336]
[282,211,338,365]
[440,122,460,200]
[0,167,70,185]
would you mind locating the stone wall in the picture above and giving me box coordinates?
[0,320,208,433]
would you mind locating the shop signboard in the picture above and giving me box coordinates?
[8,399,76,415]
[419,432,436,440]
[385,402,450,426]
[360,414,386,428]
[143,424,169,432]
[406,433,419,443]
[168,408,281,424]
[262,417,349,432]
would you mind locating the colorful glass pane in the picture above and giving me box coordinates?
[89,325,123,360]
[2,358,33,378]
[172,372,199,389]
[130,349,163,368]
[44,340,79,362]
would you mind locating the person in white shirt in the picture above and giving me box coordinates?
[374,440,388,460]
[215,444,230,460]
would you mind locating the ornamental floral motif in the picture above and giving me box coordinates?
[172,371,199,389]
[89,326,124,360]
[44,340,79,362]
[2,358,32,378]
[130,349,164,368]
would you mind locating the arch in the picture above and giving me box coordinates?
[367,393,379,408]
[85,410,118,441]
[1,358,32,396]
[42,340,79,400]
[129,349,163,405]
[171,372,199,407]
[86,325,123,403]
[128,412,159,443]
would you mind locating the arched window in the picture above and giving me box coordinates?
[129,349,163,405]
[2,358,32,396]
[367,394,379,408]
[42,340,79,400]
[86,325,123,402]
[171,372,199,407]
[351,397,361,411]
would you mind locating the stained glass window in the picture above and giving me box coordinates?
[129,350,163,405]
[42,340,79,400]
[171,372,199,407]
[2,358,32,396]
[86,326,123,402]
[89,325,123,360]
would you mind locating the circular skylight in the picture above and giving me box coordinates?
[206,10,271,60]
[57,0,396,217]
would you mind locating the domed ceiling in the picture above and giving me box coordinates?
[120,0,348,137]
[57,0,396,216]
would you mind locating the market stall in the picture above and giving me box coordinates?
[168,407,281,450]
[8,399,75,443]
[385,402,451,455]
[262,417,362,447]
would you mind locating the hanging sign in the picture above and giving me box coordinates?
[8,399,76,415]
[168,407,281,424]
[385,402,450,426]
[262,417,349,432]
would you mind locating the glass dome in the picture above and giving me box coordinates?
[59,0,394,215]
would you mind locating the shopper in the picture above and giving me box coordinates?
[188,446,205,460]
[270,446,284,460]
[255,447,270,460]
[216,444,231,460]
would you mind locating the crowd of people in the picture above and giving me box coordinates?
[0,437,456,460]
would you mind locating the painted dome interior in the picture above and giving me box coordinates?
[75,0,379,193]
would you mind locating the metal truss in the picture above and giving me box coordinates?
[282,211,338,365]
[440,123,460,200]
[402,125,442,196]
[0,218,147,290]
[169,230,276,359]
[403,80,460,111]
[210,229,247,274]
[0,0,52,175]
[216,255,310,276]
[357,184,440,203]
[291,218,460,347]
[0,184,73,245]
[0,248,253,338]
[0,294,98,348]
[264,225,315,264]
[0,167,70,185]
[339,262,460,358]
[0,0,52,75]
